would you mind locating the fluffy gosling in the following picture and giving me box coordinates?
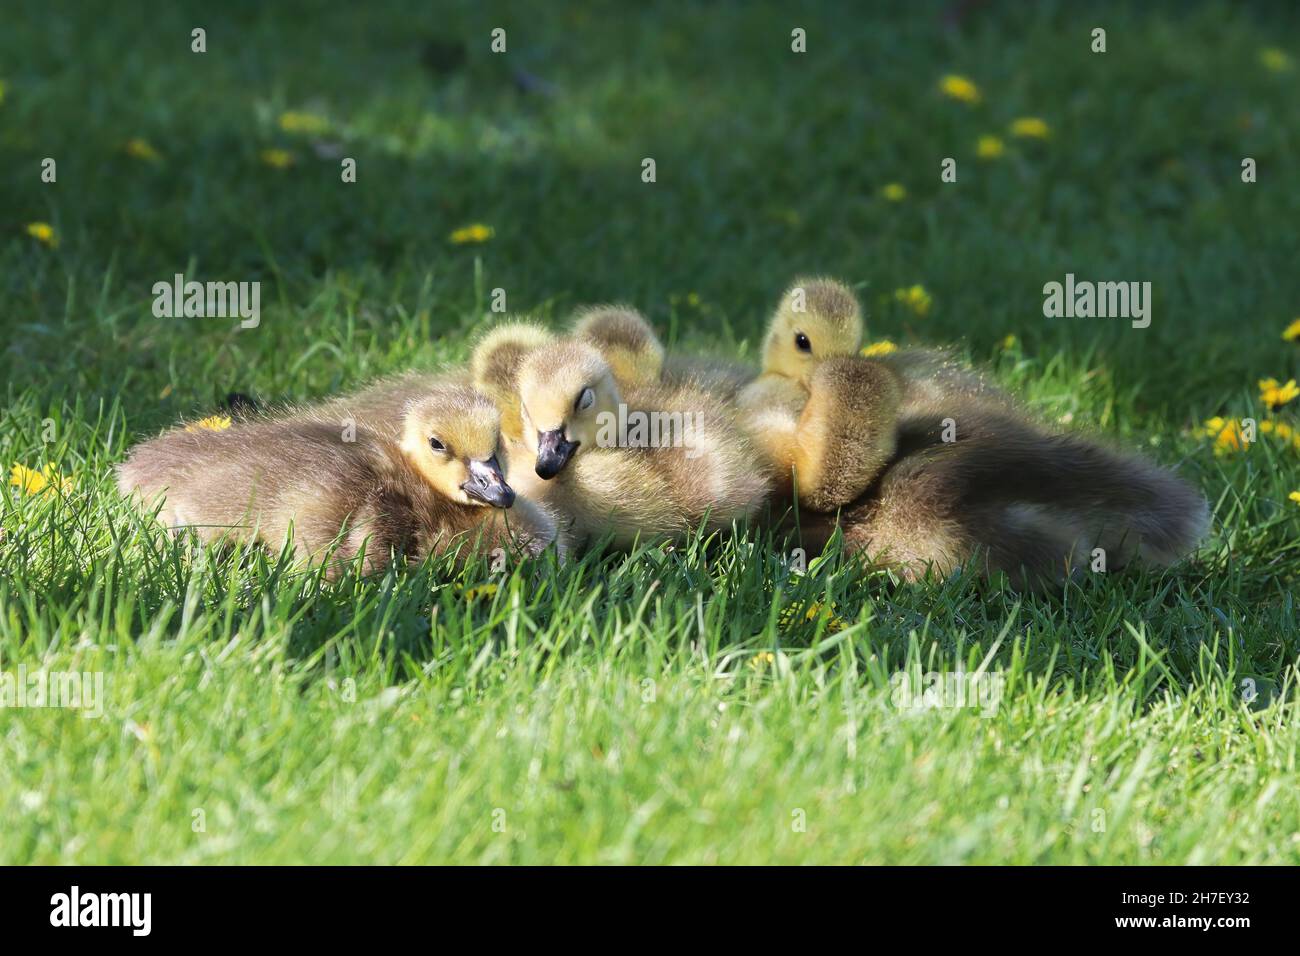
[797,399,1211,587]
[472,323,770,549]
[117,383,559,576]
[738,277,903,510]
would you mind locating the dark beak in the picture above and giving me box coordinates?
[461,455,515,508]
[535,428,579,479]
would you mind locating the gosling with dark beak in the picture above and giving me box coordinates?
[534,430,579,479]
[461,455,516,507]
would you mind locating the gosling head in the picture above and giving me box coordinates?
[516,341,622,480]
[470,321,558,441]
[400,384,515,508]
[570,305,665,389]
[761,277,863,385]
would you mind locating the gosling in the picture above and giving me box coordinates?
[737,277,904,510]
[795,398,1211,587]
[572,304,756,396]
[472,324,770,549]
[748,277,1209,583]
[117,383,560,576]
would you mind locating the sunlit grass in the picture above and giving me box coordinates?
[1,0,1299,863]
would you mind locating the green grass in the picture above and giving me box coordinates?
[2,0,1300,864]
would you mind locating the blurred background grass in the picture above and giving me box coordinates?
[2,0,1297,426]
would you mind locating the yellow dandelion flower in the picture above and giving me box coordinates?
[278,111,330,135]
[976,135,1005,159]
[124,138,160,162]
[1259,419,1275,434]
[25,222,58,248]
[862,339,898,357]
[459,582,499,602]
[1282,318,1300,342]
[449,223,493,245]
[894,284,932,318]
[940,74,980,104]
[1010,116,1050,139]
[1289,491,1300,504]
[260,149,295,169]
[777,601,846,634]
[1259,377,1300,409]
[1202,417,1224,439]
[10,464,48,494]
[1001,334,1018,349]
[1273,421,1294,441]
[184,415,232,433]
[1204,417,1248,455]
[748,651,777,670]
[881,182,907,202]
[1260,48,1293,72]
[803,602,848,633]
[9,464,72,495]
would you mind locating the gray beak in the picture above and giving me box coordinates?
[461,455,515,508]
[535,429,579,479]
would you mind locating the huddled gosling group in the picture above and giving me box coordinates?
[118,277,1209,587]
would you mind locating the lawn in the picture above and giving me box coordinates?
[2,0,1299,864]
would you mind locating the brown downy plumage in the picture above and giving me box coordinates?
[795,398,1210,587]
[471,317,770,549]
[117,383,559,577]
[570,305,665,390]
[659,354,756,397]
[875,348,1013,412]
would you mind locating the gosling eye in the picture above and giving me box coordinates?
[575,387,595,412]
[428,436,446,453]
[794,332,812,354]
